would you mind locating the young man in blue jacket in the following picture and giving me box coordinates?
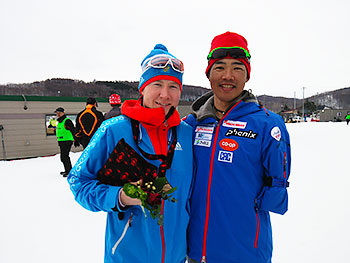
[68,44,193,263]
[185,32,291,263]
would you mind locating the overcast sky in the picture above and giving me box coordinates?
[1,0,349,98]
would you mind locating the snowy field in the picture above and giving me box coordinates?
[0,122,349,263]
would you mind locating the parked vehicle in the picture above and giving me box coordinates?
[292,115,303,122]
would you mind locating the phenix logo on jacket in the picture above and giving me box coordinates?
[184,90,291,263]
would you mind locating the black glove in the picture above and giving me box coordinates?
[74,139,80,147]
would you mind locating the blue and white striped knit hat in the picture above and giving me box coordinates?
[138,44,183,92]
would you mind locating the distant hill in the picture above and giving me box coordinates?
[308,88,350,109]
[1,79,349,112]
[0,78,209,102]
[257,87,350,112]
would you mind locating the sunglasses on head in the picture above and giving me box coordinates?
[142,54,184,73]
[207,47,251,61]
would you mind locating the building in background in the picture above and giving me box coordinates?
[0,95,110,160]
[0,95,193,160]
[319,108,350,122]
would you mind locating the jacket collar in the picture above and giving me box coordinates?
[191,90,259,122]
[86,104,94,110]
[57,114,67,123]
[121,98,181,128]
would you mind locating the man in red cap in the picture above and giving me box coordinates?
[184,32,291,263]
[104,94,122,120]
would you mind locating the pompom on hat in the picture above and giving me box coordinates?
[109,94,121,105]
[138,44,183,93]
[205,31,251,80]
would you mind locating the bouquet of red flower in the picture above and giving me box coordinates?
[97,138,177,225]
[123,177,177,225]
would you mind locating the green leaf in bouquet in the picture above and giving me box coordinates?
[164,186,177,195]
[123,183,148,202]
[153,177,176,196]
[123,183,140,199]
[139,205,147,219]
[142,200,152,212]
[157,214,164,226]
[153,177,168,192]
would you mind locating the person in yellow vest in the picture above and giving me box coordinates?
[48,117,57,128]
[75,97,104,148]
[55,107,75,177]
[346,112,350,125]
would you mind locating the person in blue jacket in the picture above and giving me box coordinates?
[68,44,193,263]
[184,32,291,263]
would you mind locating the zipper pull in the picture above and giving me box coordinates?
[254,199,259,212]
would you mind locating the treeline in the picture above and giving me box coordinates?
[1,79,349,112]
[0,78,209,101]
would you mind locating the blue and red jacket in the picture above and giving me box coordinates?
[68,99,193,263]
[184,91,291,263]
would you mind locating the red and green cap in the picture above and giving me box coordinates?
[205,31,251,80]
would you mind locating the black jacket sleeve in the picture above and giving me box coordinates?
[65,119,75,135]
[75,112,83,140]
[96,110,105,128]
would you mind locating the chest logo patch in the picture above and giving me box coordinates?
[219,138,239,151]
[195,126,214,134]
[218,151,234,163]
[175,142,183,151]
[223,120,247,129]
[225,128,258,139]
[271,126,281,141]
[194,139,212,147]
[195,132,213,141]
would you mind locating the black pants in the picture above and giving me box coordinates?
[59,141,73,172]
[347,119,350,125]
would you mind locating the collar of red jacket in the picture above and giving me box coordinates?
[121,98,181,128]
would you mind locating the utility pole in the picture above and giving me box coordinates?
[0,124,6,160]
[302,87,306,122]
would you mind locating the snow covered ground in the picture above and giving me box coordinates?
[0,122,349,263]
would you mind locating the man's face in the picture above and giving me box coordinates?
[209,58,248,109]
[56,112,64,118]
[141,79,181,115]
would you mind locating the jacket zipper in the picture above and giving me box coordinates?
[112,213,133,254]
[200,101,242,263]
[200,124,219,263]
[254,212,260,248]
[155,124,169,263]
[160,200,165,263]
[283,152,286,179]
[157,127,166,263]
